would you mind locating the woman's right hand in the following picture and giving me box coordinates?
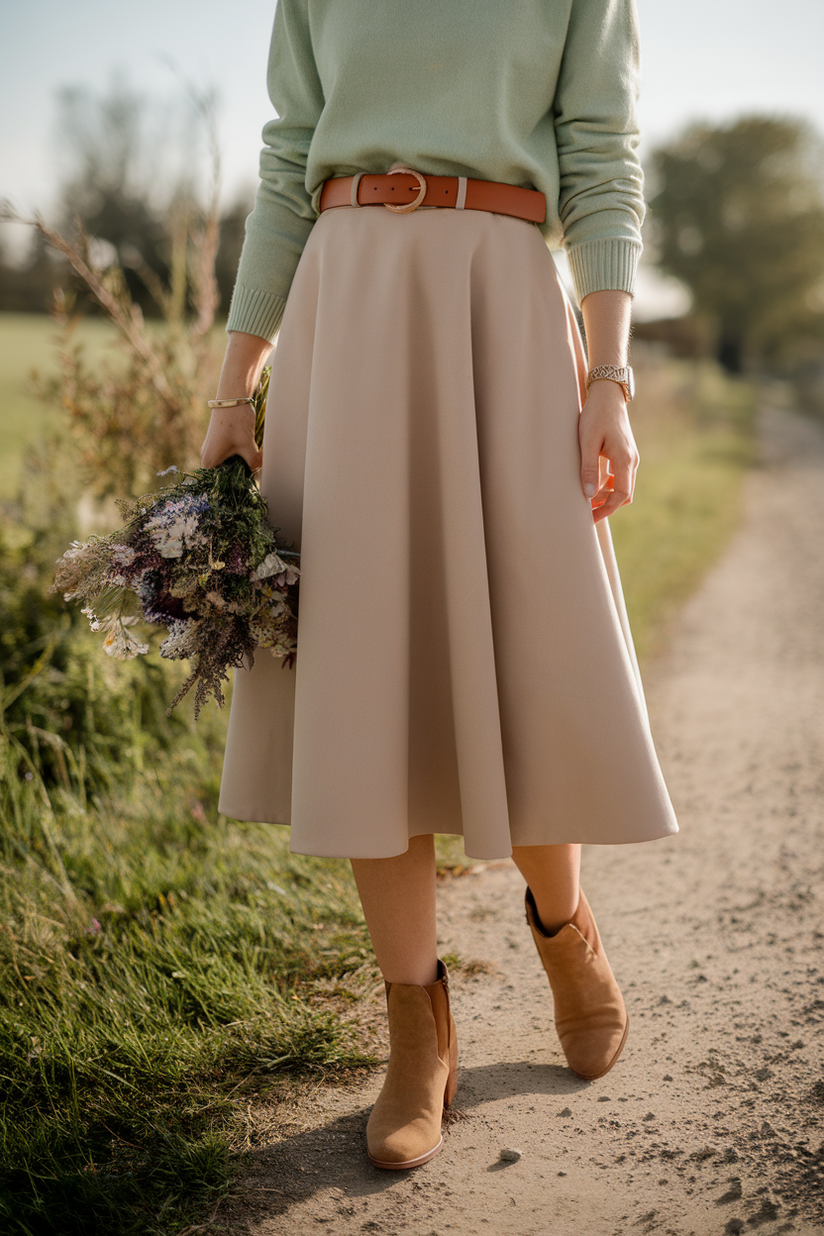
[200,329,274,471]
[200,405,263,472]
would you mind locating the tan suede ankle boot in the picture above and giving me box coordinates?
[525,887,628,1080]
[366,959,458,1170]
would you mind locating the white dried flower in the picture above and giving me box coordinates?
[102,619,149,659]
[253,552,289,581]
[159,620,198,659]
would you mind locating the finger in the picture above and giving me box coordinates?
[592,471,614,497]
[592,486,631,523]
[201,433,261,471]
[588,472,614,510]
[579,428,602,500]
[603,438,636,497]
[200,445,229,469]
[238,445,264,474]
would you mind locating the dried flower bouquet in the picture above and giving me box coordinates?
[52,372,299,718]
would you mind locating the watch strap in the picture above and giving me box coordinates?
[586,365,634,402]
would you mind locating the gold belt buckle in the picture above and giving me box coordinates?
[384,165,427,213]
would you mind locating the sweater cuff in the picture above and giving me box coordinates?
[566,239,642,303]
[226,285,288,342]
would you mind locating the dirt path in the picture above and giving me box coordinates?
[224,403,824,1236]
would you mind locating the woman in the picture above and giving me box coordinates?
[201,0,678,1171]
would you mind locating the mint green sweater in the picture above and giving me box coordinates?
[228,0,646,341]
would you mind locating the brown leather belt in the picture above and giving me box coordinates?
[318,167,546,225]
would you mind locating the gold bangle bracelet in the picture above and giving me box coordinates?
[207,397,255,408]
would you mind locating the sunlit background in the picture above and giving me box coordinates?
[3,0,824,317]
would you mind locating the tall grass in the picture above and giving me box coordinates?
[0,333,377,1230]
[0,186,386,1228]
[0,736,375,1235]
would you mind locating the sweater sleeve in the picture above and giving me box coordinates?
[226,0,324,340]
[553,0,646,302]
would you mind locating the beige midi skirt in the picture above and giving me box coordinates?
[218,204,678,859]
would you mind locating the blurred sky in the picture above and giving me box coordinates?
[2,0,824,314]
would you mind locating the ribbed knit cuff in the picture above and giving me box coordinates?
[226,285,288,342]
[566,239,642,303]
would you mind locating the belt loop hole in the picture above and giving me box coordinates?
[350,172,365,207]
[455,177,468,210]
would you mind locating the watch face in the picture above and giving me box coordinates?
[627,368,635,401]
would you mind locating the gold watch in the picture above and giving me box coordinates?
[586,365,635,403]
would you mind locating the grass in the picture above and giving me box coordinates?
[0,741,376,1235]
[0,313,228,501]
[0,314,121,499]
[0,313,757,1234]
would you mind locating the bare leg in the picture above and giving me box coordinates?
[351,833,439,986]
[511,843,582,934]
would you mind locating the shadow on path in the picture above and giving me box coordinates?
[233,1060,589,1224]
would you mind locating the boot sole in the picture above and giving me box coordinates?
[368,1135,444,1171]
[570,1014,630,1081]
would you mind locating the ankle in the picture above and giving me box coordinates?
[382,960,440,987]
[527,886,580,937]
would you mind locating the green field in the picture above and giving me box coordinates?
[0,312,757,1234]
[0,313,123,497]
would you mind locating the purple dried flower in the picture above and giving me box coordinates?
[52,458,300,717]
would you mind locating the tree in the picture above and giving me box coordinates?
[648,116,824,372]
[56,84,178,313]
[3,79,231,494]
[0,230,57,312]
[52,82,251,319]
[213,193,254,314]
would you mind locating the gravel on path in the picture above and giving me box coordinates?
[224,404,824,1236]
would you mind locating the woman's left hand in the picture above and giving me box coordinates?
[578,379,639,525]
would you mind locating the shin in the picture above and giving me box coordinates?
[511,842,581,934]
[351,833,438,985]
